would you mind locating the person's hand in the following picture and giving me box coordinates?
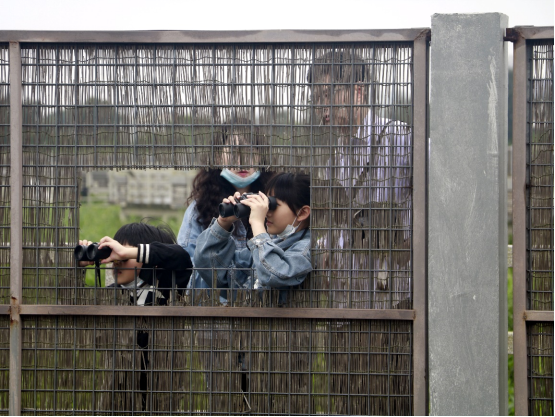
[97,236,136,264]
[240,192,270,235]
[77,239,95,267]
[217,192,242,231]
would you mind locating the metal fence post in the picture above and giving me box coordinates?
[9,40,22,417]
[429,13,509,415]
[511,29,529,417]
[413,33,429,417]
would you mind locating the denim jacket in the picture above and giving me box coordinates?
[177,201,248,294]
[194,217,312,304]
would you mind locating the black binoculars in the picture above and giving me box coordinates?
[219,193,277,219]
[74,242,112,262]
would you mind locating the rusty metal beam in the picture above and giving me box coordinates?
[511,26,554,40]
[412,35,429,417]
[15,305,416,320]
[523,311,555,322]
[512,30,529,417]
[0,28,430,44]
[9,40,22,417]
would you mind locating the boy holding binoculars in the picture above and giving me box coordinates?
[78,220,192,306]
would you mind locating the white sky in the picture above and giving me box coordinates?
[0,0,552,31]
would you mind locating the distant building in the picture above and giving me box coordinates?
[83,169,196,209]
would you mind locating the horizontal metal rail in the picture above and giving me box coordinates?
[510,26,554,40]
[522,310,554,322]
[0,305,416,320]
[0,29,431,44]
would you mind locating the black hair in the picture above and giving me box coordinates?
[114,219,176,247]
[265,172,310,214]
[113,219,191,292]
[306,50,367,85]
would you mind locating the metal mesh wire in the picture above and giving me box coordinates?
[5,41,416,415]
[0,316,8,414]
[528,41,554,311]
[0,44,9,305]
[528,322,554,416]
[527,40,554,416]
[16,43,413,309]
[20,316,412,415]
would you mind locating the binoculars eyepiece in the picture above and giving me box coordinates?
[74,242,112,262]
[219,193,278,219]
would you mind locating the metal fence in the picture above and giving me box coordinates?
[0,30,429,415]
[512,26,554,416]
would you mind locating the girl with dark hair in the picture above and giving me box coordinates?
[177,123,273,299]
[194,172,312,305]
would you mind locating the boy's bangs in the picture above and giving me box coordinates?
[113,221,176,247]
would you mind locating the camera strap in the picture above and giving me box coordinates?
[94,260,102,287]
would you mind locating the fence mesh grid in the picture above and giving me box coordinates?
[528,41,554,312]
[14,42,413,310]
[0,316,8,414]
[20,316,412,415]
[527,322,554,416]
[4,41,415,415]
[527,40,554,415]
[0,43,9,305]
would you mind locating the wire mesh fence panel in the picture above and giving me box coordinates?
[9,39,419,415]
[0,43,9,305]
[528,41,554,312]
[0,316,8,415]
[20,316,412,416]
[17,42,413,309]
[526,40,554,416]
[528,322,554,416]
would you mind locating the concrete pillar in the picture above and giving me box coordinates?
[429,13,508,415]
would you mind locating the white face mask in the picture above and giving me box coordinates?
[276,210,302,240]
[220,168,260,189]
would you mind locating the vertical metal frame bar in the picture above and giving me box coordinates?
[8,40,22,417]
[512,32,530,416]
[412,34,429,416]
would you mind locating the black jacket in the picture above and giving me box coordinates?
[136,242,193,291]
[109,242,193,305]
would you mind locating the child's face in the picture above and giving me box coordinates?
[265,197,298,235]
[113,245,142,285]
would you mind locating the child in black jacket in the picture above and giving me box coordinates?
[79,220,192,411]
[79,221,193,305]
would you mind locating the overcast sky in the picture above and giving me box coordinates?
[0,0,552,31]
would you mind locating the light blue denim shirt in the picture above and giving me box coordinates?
[177,201,249,295]
[194,217,312,304]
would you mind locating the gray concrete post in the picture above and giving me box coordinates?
[429,13,508,416]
